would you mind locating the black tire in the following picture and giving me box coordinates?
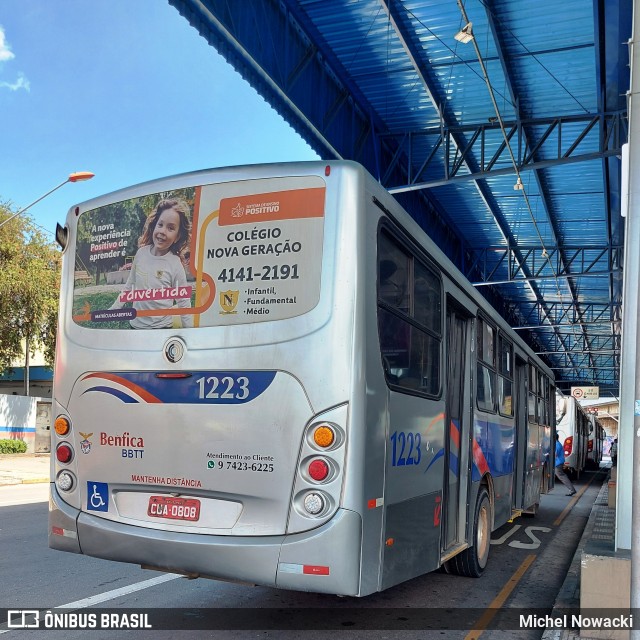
[449,487,491,578]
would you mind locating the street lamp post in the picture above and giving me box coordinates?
[0,171,95,396]
[0,171,94,230]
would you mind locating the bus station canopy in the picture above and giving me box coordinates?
[168,0,631,399]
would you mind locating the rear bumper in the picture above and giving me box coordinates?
[49,485,363,596]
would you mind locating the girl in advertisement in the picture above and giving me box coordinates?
[109,198,193,329]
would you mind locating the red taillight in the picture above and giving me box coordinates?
[564,436,573,456]
[155,373,192,379]
[56,444,73,464]
[588,439,594,452]
[308,458,329,482]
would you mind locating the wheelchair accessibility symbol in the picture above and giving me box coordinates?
[87,481,109,512]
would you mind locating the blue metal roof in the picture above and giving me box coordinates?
[168,0,630,397]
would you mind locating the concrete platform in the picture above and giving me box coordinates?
[543,470,629,640]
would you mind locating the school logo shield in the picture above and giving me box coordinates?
[219,290,239,314]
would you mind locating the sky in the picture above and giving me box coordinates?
[0,1,319,238]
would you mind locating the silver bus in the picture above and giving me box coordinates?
[50,161,554,596]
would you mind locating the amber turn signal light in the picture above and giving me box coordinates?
[313,425,335,448]
[54,416,71,436]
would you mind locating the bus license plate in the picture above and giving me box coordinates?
[147,496,201,522]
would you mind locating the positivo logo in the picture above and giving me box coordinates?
[231,203,245,218]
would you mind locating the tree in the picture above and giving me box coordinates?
[0,202,61,385]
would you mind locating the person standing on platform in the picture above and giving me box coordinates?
[611,438,618,467]
[555,433,576,496]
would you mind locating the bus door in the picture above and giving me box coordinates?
[442,301,470,552]
[513,356,528,508]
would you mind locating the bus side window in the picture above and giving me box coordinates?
[414,261,441,333]
[377,231,442,397]
[498,335,513,416]
[477,362,496,411]
[378,239,410,313]
[528,363,538,422]
[379,308,410,376]
[476,317,496,413]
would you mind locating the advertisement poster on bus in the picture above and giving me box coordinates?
[71,176,326,329]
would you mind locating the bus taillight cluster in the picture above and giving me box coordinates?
[563,436,574,456]
[297,422,343,518]
[54,414,76,493]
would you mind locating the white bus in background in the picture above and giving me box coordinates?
[49,161,554,596]
[555,394,589,478]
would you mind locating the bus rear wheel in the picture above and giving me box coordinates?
[449,487,491,578]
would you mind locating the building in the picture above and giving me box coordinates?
[0,341,53,398]
[581,398,619,439]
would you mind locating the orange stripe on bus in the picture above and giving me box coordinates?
[83,372,162,403]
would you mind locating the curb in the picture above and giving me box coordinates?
[0,477,49,486]
[541,472,610,640]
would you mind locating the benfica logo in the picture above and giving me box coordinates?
[79,432,94,454]
[219,290,239,314]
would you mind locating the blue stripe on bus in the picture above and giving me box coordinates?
[82,386,139,403]
[474,418,515,478]
[82,371,277,404]
[422,418,517,481]
[424,447,444,473]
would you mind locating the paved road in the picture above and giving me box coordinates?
[0,470,605,639]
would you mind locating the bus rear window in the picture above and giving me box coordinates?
[71,177,326,329]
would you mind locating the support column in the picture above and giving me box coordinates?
[621,0,640,628]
